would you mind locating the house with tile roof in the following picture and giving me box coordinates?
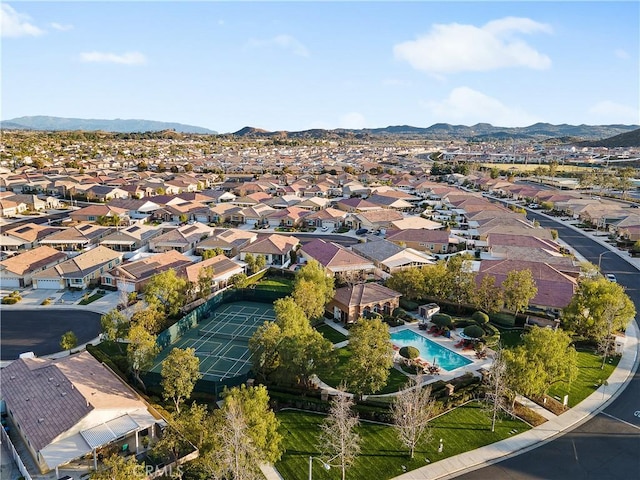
[351,239,435,275]
[38,224,114,251]
[304,207,349,230]
[0,246,67,288]
[352,209,405,231]
[1,351,162,475]
[385,228,454,254]
[149,222,212,253]
[240,233,300,268]
[476,259,579,314]
[326,283,402,323]
[184,254,245,292]
[0,223,63,251]
[266,206,312,228]
[101,249,192,292]
[334,197,382,213]
[299,238,375,277]
[32,245,123,290]
[195,228,257,257]
[69,204,129,224]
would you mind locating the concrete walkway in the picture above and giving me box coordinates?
[515,395,557,422]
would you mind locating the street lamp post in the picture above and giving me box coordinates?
[598,250,615,270]
[309,456,330,480]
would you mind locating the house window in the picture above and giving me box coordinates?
[88,216,96,221]
[104,277,112,285]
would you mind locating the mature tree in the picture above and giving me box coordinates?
[445,254,476,307]
[202,247,224,260]
[197,266,215,300]
[244,253,257,275]
[501,269,538,319]
[229,273,249,289]
[292,259,335,321]
[344,318,394,396]
[90,453,145,480]
[100,309,129,351]
[126,323,160,390]
[422,262,450,300]
[144,269,187,317]
[318,389,361,480]
[503,327,578,403]
[248,321,283,382]
[472,275,504,314]
[386,267,426,301]
[392,376,436,458]
[483,348,510,432]
[161,347,202,413]
[563,277,636,341]
[254,254,266,272]
[130,305,165,335]
[60,330,78,352]
[211,385,283,479]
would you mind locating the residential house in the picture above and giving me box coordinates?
[99,224,163,254]
[0,246,67,288]
[266,206,312,228]
[149,222,212,253]
[32,246,122,290]
[38,224,113,251]
[0,198,27,217]
[1,351,163,474]
[108,198,162,220]
[335,197,381,213]
[195,228,257,257]
[4,194,47,211]
[366,194,414,211]
[240,233,300,268]
[0,223,63,251]
[83,185,129,202]
[476,259,579,315]
[184,254,245,292]
[298,238,375,278]
[304,207,348,230]
[351,239,434,276]
[385,229,454,254]
[236,204,276,226]
[101,250,192,293]
[69,205,129,224]
[389,216,443,231]
[327,283,402,323]
[352,209,404,231]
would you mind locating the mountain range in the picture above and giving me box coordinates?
[2,116,638,144]
[0,116,217,134]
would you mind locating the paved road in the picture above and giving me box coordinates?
[455,211,640,480]
[0,309,102,360]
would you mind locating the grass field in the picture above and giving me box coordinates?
[254,277,294,293]
[315,324,348,344]
[498,329,525,348]
[275,403,530,480]
[316,348,409,395]
[547,349,620,407]
[78,291,105,305]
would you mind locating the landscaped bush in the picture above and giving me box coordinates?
[399,346,420,360]
[41,298,52,305]
[399,298,419,311]
[482,323,500,347]
[453,318,475,329]
[432,313,453,329]
[472,311,489,325]
[490,312,516,327]
[392,307,407,319]
[1,296,20,304]
[463,324,485,339]
[383,316,404,327]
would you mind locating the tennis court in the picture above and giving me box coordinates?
[150,301,275,382]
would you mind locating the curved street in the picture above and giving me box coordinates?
[453,210,640,480]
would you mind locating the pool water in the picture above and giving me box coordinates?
[391,329,473,371]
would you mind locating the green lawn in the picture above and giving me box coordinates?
[275,403,530,480]
[255,277,294,293]
[547,349,620,407]
[78,292,105,305]
[498,329,525,348]
[316,348,409,395]
[315,324,348,344]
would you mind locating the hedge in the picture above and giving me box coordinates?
[431,313,453,328]
[399,298,419,311]
[472,311,489,324]
[463,324,485,339]
[399,346,420,359]
[490,312,516,327]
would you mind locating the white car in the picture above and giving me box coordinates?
[605,273,617,283]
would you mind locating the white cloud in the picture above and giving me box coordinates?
[423,86,539,127]
[382,78,411,87]
[394,16,552,75]
[51,22,73,32]
[338,112,367,129]
[614,49,630,60]
[247,34,309,57]
[1,4,45,37]
[79,51,147,65]
[588,101,639,124]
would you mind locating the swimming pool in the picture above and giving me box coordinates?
[390,329,473,371]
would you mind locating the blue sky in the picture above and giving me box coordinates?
[2,1,639,133]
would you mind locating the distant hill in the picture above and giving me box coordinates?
[1,116,217,134]
[576,128,640,148]
[229,123,638,141]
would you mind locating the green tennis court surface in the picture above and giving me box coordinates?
[150,301,275,382]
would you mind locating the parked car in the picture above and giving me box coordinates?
[355,228,368,236]
[605,273,617,283]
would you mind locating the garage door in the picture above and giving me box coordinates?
[1,277,20,288]
[35,278,63,289]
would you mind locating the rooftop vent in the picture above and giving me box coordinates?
[38,418,44,423]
